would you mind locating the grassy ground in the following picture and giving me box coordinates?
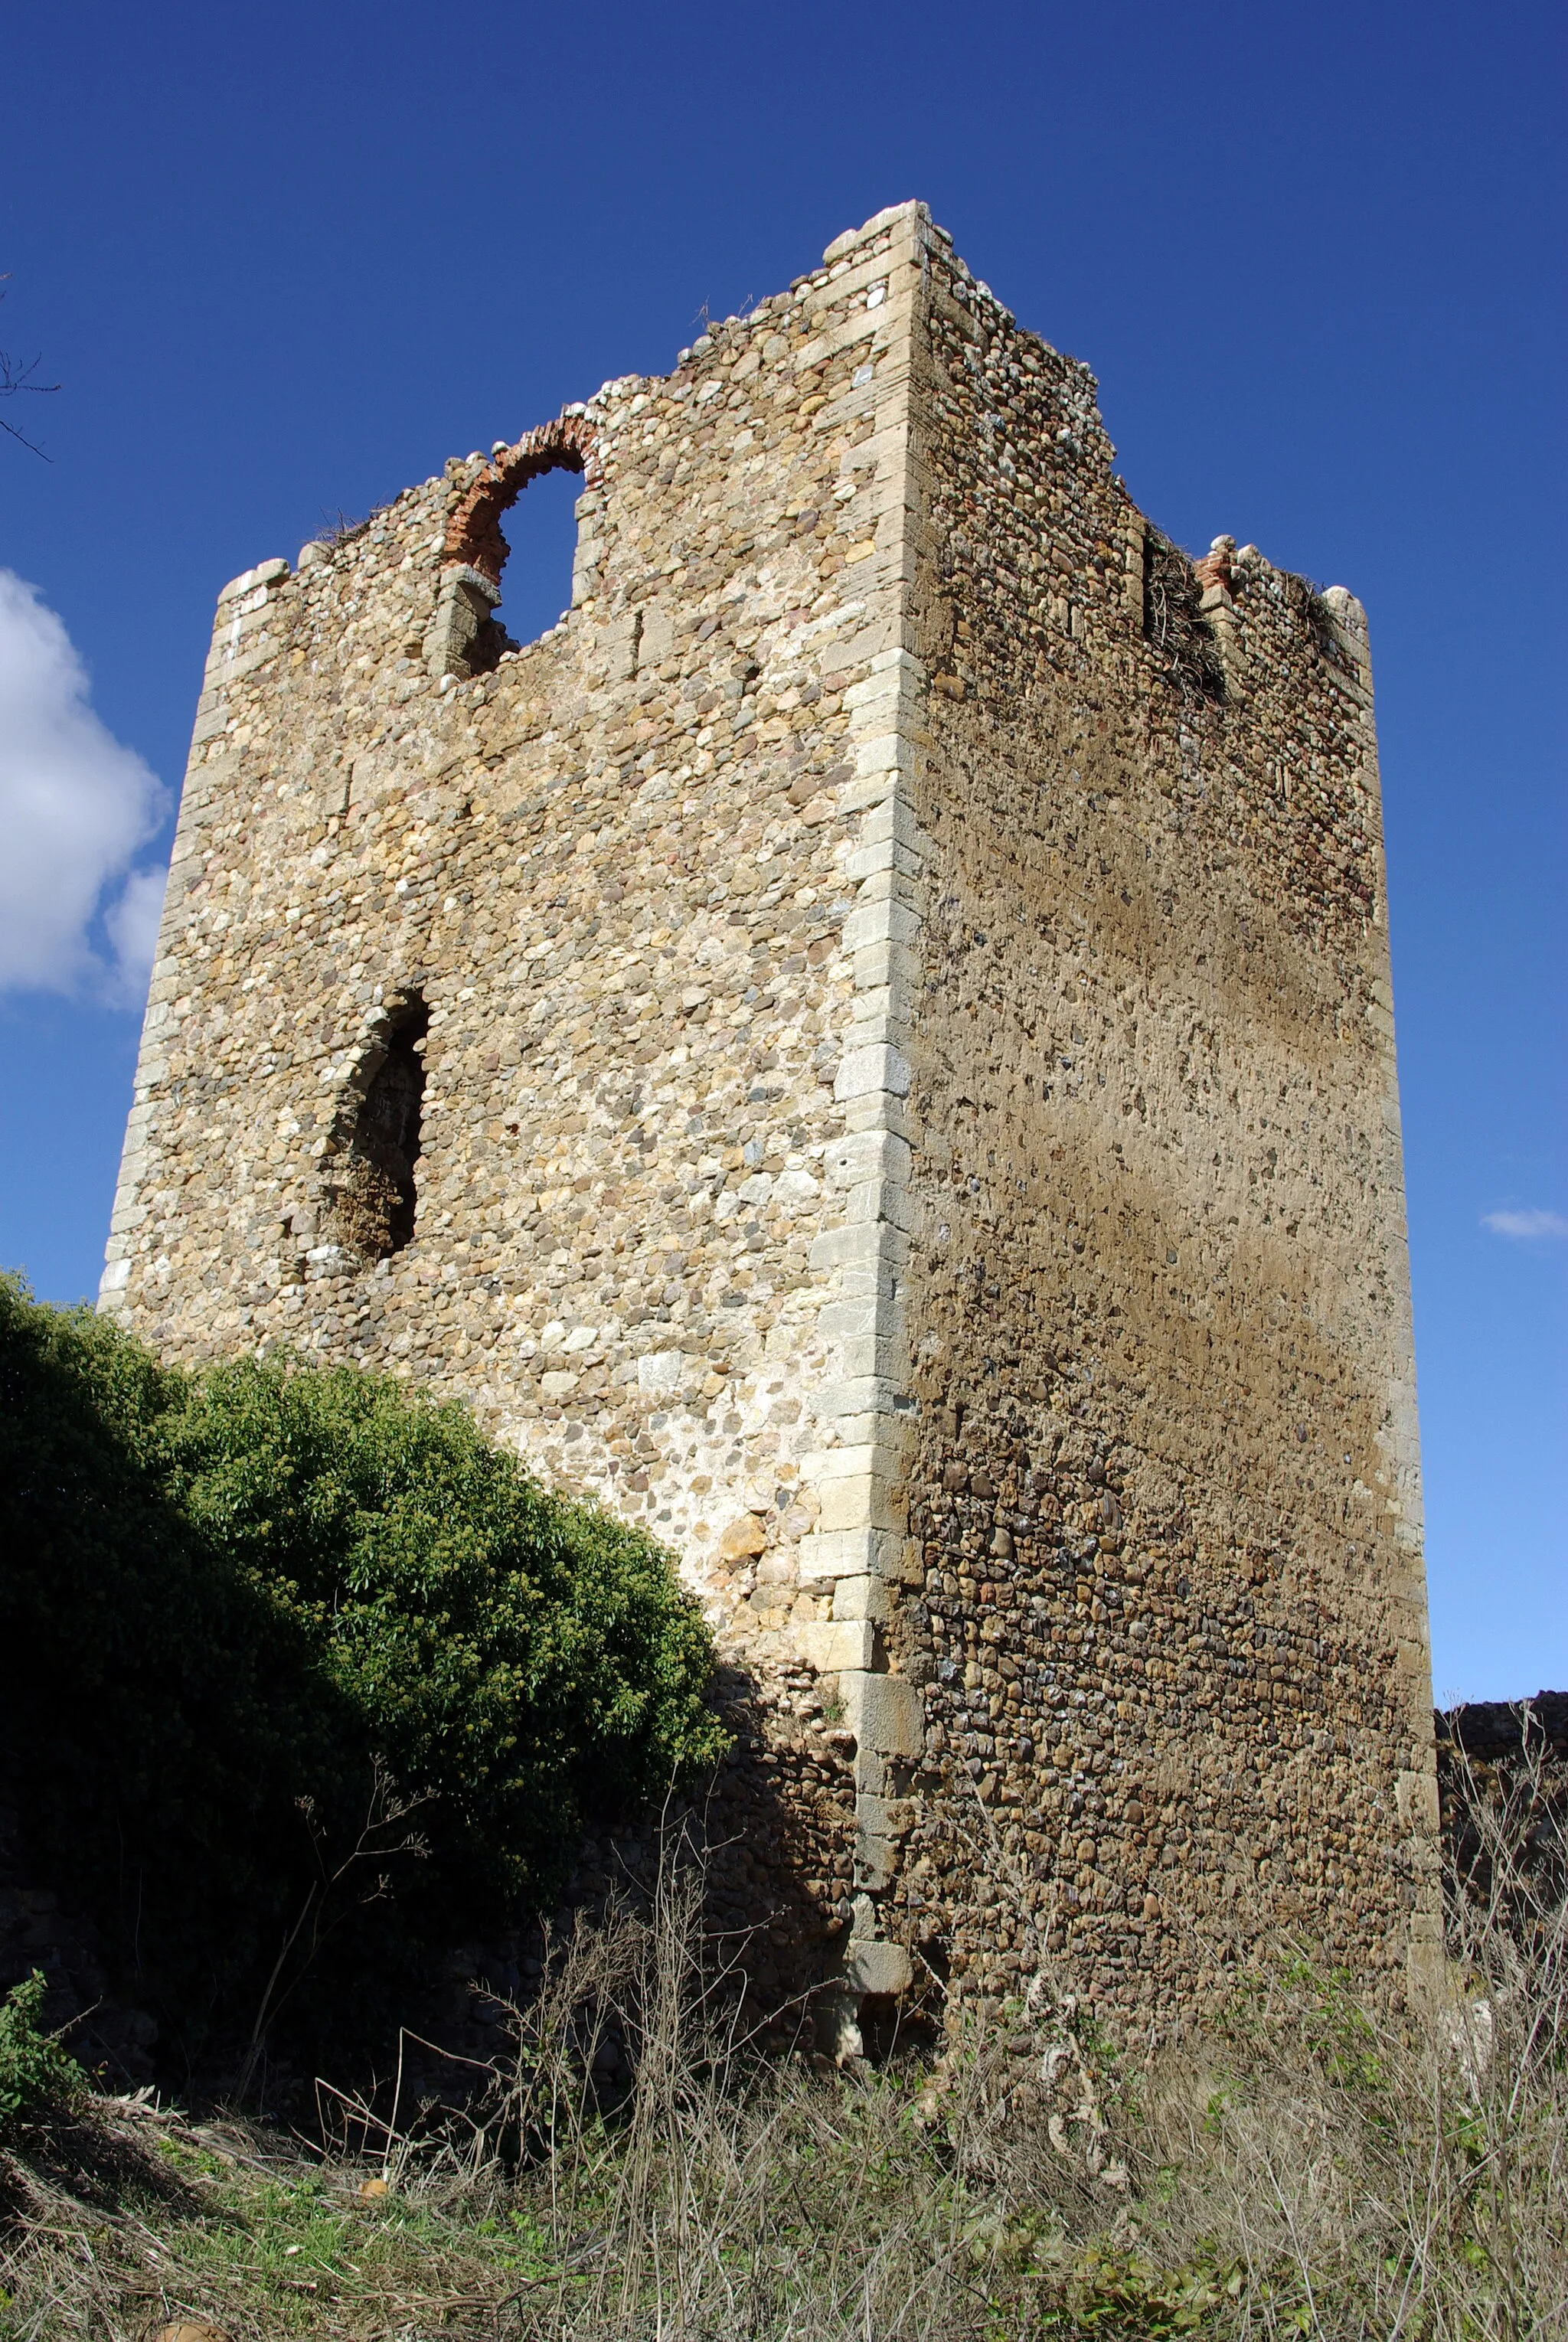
[1,1746,1562,2341]
[3,2098,534,2336]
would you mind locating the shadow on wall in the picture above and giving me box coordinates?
[549,1661,882,2059]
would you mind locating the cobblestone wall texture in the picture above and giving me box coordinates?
[103,202,1439,2030]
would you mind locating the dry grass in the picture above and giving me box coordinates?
[1,1748,1562,2340]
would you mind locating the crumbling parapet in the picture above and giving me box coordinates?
[423,563,505,679]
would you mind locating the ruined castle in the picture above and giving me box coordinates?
[101,203,1440,2028]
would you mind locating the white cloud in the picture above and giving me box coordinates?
[103,863,170,988]
[1483,1208,1568,1242]
[0,568,168,1000]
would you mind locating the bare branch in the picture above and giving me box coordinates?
[0,275,60,459]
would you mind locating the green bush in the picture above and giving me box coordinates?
[0,1278,724,2075]
[0,1972,84,2132]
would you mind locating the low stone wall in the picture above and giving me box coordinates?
[1437,1693,1568,1948]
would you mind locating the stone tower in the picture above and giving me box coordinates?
[103,203,1440,2025]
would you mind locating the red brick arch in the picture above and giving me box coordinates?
[442,408,601,589]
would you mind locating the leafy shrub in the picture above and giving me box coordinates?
[0,1278,724,2075]
[0,1973,84,2133]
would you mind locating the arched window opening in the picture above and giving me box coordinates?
[324,999,429,1263]
[430,407,599,679]
[486,465,584,655]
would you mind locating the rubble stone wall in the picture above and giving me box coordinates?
[102,201,1436,2027]
[871,230,1439,2019]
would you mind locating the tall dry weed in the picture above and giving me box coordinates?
[0,1739,1563,2338]
[1120,1723,1567,2338]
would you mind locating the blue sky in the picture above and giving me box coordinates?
[1,1,1561,1700]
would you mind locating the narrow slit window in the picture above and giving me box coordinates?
[326,1001,428,1261]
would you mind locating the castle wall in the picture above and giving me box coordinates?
[101,207,942,2005]
[102,201,1437,2025]
[879,236,1439,2013]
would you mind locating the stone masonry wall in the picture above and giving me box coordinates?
[102,201,1437,2030]
[867,233,1438,2018]
[101,204,934,2012]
